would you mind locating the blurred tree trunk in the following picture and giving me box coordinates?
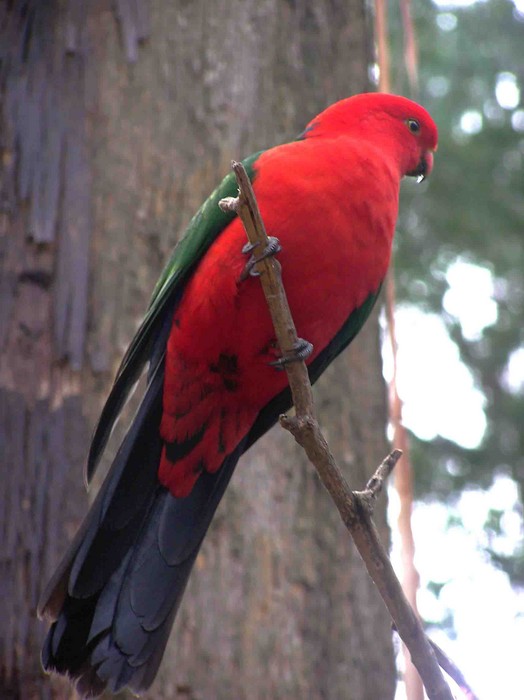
[0,1,395,699]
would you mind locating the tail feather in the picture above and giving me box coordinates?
[40,362,246,697]
[86,291,179,485]
[70,368,164,600]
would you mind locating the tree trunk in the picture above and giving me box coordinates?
[0,1,395,698]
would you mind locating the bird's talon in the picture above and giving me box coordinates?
[269,338,313,369]
[261,237,282,259]
[239,237,281,282]
[239,257,258,281]
[242,241,259,255]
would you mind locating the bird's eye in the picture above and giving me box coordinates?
[407,118,421,134]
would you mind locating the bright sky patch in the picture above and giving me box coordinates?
[382,306,487,448]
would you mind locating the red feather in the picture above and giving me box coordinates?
[159,94,437,497]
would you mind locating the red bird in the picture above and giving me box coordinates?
[39,93,438,697]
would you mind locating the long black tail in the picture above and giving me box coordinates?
[38,365,245,697]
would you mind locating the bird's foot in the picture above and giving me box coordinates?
[269,338,314,369]
[239,237,281,281]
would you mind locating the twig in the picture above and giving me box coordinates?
[219,161,455,700]
[354,448,401,513]
[219,166,314,419]
[392,623,479,700]
[427,637,479,700]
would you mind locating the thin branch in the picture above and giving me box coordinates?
[400,0,419,94]
[375,0,391,93]
[219,165,314,419]
[377,0,422,691]
[356,448,402,511]
[392,624,480,700]
[427,637,480,700]
[387,264,424,700]
[220,161,455,700]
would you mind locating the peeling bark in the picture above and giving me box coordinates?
[0,1,395,698]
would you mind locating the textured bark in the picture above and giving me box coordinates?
[0,1,395,698]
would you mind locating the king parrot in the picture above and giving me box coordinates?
[38,92,438,697]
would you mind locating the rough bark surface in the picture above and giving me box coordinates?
[0,1,395,698]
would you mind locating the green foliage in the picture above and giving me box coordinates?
[392,0,524,492]
[487,546,524,585]
[389,0,524,583]
[149,152,262,309]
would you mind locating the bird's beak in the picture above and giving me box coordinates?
[407,150,434,183]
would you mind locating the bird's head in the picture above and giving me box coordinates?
[303,92,438,181]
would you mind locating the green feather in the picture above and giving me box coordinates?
[87,152,262,482]
[120,151,262,381]
[148,151,262,314]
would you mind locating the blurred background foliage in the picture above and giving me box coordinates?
[388,0,524,596]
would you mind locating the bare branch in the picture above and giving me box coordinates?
[427,637,480,700]
[221,161,455,700]
[221,161,316,419]
[356,448,403,512]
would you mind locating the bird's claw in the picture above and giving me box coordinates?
[239,237,281,281]
[269,338,314,370]
[241,241,258,255]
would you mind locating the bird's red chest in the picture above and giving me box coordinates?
[245,141,398,360]
[159,138,400,496]
[171,139,399,394]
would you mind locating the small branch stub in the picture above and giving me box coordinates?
[356,448,403,512]
[218,196,239,213]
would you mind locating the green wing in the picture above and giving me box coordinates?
[86,153,262,482]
